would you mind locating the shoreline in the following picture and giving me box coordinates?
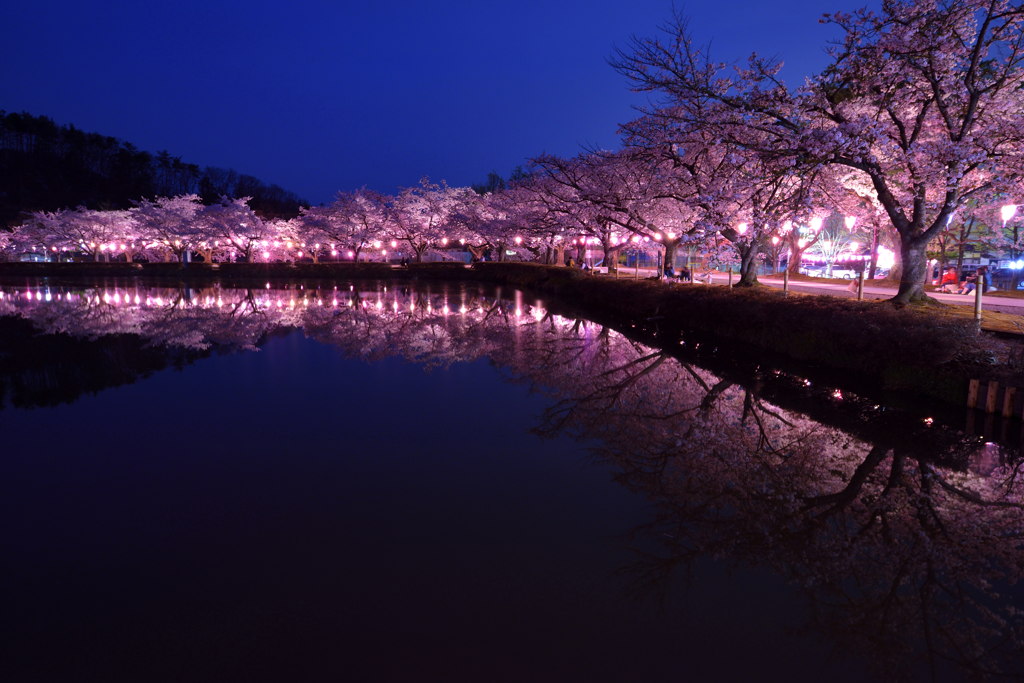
[1,261,1019,412]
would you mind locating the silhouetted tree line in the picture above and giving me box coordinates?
[470,166,530,195]
[0,316,209,410]
[0,111,307,229]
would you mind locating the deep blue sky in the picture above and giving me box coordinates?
[2,1,871,204]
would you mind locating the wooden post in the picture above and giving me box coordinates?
[1003,387,1017,419]
[974,280,984,321]
[857,270,865,301]
[783,268,789,295]
[728,268,733,288]
[985,381,1000,414]
[967,378,981,409]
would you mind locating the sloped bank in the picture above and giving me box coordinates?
[472,262,1000,407]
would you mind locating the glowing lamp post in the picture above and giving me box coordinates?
[1002,204,1019,258]
[1001,203,1017,226]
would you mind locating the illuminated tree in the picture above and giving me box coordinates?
[613,1,1024,303]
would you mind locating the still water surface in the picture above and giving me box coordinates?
[1,280,1021,682]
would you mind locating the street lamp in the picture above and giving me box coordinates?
[1002,204,1019,258]
[1001,203,1017,226]
[844,215,856,231]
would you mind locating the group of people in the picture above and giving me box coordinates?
[937,265,993,295]
[664,264,692,282]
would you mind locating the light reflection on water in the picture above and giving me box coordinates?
[1,279,1022,682]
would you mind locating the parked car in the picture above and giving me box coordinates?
[827,267,859,279]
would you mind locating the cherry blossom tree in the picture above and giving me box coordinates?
[132,195,204,262]
[533,150,697,274]
[195,197,272,263]
[14,207,136,261]
[388,178,472,263]
[298,189,390,263]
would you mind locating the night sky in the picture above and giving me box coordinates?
[2,1,873,204]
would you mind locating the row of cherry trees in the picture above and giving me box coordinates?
[0,182,523,265]
[5,1,1024,302]
[0,176,674,267]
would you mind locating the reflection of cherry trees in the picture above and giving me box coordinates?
[1,279,1021,678]
[507,327,1023,679]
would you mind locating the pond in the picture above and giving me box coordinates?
[2,279,1022,682]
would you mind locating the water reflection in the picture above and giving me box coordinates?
[2,280,1022,680]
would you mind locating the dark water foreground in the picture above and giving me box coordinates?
[1,280,1022,682]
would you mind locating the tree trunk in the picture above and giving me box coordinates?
[736,243,761,286]
[663,240,679,276]
[604,244,621,273]
[787,246,805,274]
[893,236,930,304]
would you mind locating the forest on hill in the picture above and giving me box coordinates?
[0,111,307,228]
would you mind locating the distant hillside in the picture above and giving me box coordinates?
[0,111,307,228]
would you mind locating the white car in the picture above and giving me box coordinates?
[801,267,859,279]
[828,268,859,279]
